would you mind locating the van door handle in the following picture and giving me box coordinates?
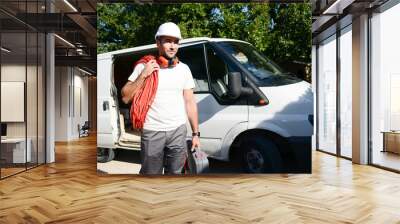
[103,101,109,111]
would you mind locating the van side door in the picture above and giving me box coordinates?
[178,44,248,159]
[97,54,119,148]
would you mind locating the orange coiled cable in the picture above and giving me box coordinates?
[130,55,158,130]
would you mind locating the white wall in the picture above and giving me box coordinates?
[1,64,34,138]
[1,62,46,164]
[73,71,89,137]
[1,65,26,136]
[55,66,68,141]
[54,66,89,141]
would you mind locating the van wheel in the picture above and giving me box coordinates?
[241,137,283,173]
[97,148,115,163]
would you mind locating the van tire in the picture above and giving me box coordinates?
[97,148,115,163]
[241,137,283,173]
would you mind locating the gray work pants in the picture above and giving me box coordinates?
[139,124,187,175]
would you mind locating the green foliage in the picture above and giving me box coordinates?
[97,3,311,81]
[268,3,312,63]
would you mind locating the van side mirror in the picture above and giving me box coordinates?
[227,72,253,99]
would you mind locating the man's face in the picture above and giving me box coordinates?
[157,36,179,59]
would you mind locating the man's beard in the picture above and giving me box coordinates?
[161,52,177,68]
[162,52,176,60]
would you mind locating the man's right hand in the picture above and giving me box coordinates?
[121,60,159,104]
[141,59,160,78]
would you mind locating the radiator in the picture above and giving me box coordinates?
[383,131,400,154]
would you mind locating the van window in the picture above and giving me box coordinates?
[206,47,230,99]
[177,45,209,93]
[217,41,301,87]
[206,45,248,105]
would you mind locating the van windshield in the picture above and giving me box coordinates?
[217,42,301,86]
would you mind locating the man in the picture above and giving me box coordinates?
[121,22,200,175]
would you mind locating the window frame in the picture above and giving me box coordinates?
[204,43,249,106]
[177,43,210,94]
[179,42,248,106]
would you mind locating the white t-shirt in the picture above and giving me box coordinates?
[128,62,195,131]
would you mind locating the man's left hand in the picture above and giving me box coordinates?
[191,136,200,151]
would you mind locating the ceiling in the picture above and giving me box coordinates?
[311,0,390,42]
[0,0,97,75]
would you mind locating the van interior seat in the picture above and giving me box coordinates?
[211,79,228,97]
[119,113,141,144]
[209,55,229,97]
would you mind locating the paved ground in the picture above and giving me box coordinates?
[97,148,243,174]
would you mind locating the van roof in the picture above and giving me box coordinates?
[98,37,249,58]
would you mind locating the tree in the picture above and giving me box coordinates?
[269,3,312,62]
[97,3,311,81]
[97,3,271,53]
[268,3,312,81]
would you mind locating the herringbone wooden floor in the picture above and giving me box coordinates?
[1,135,400,223]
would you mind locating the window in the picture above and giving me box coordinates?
[216,42,301,87]
[317,34,337,155]
[339,26,352,158]
[206,46,230,99]
[0,2,46,179]
[370,3,400,171]
[205,45,249,105]
[177,44,209,93]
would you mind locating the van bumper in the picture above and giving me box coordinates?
[284,136,311,173]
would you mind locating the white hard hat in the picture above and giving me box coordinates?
[155,22,182,40]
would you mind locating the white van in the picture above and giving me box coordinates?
[97,37,313,173]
